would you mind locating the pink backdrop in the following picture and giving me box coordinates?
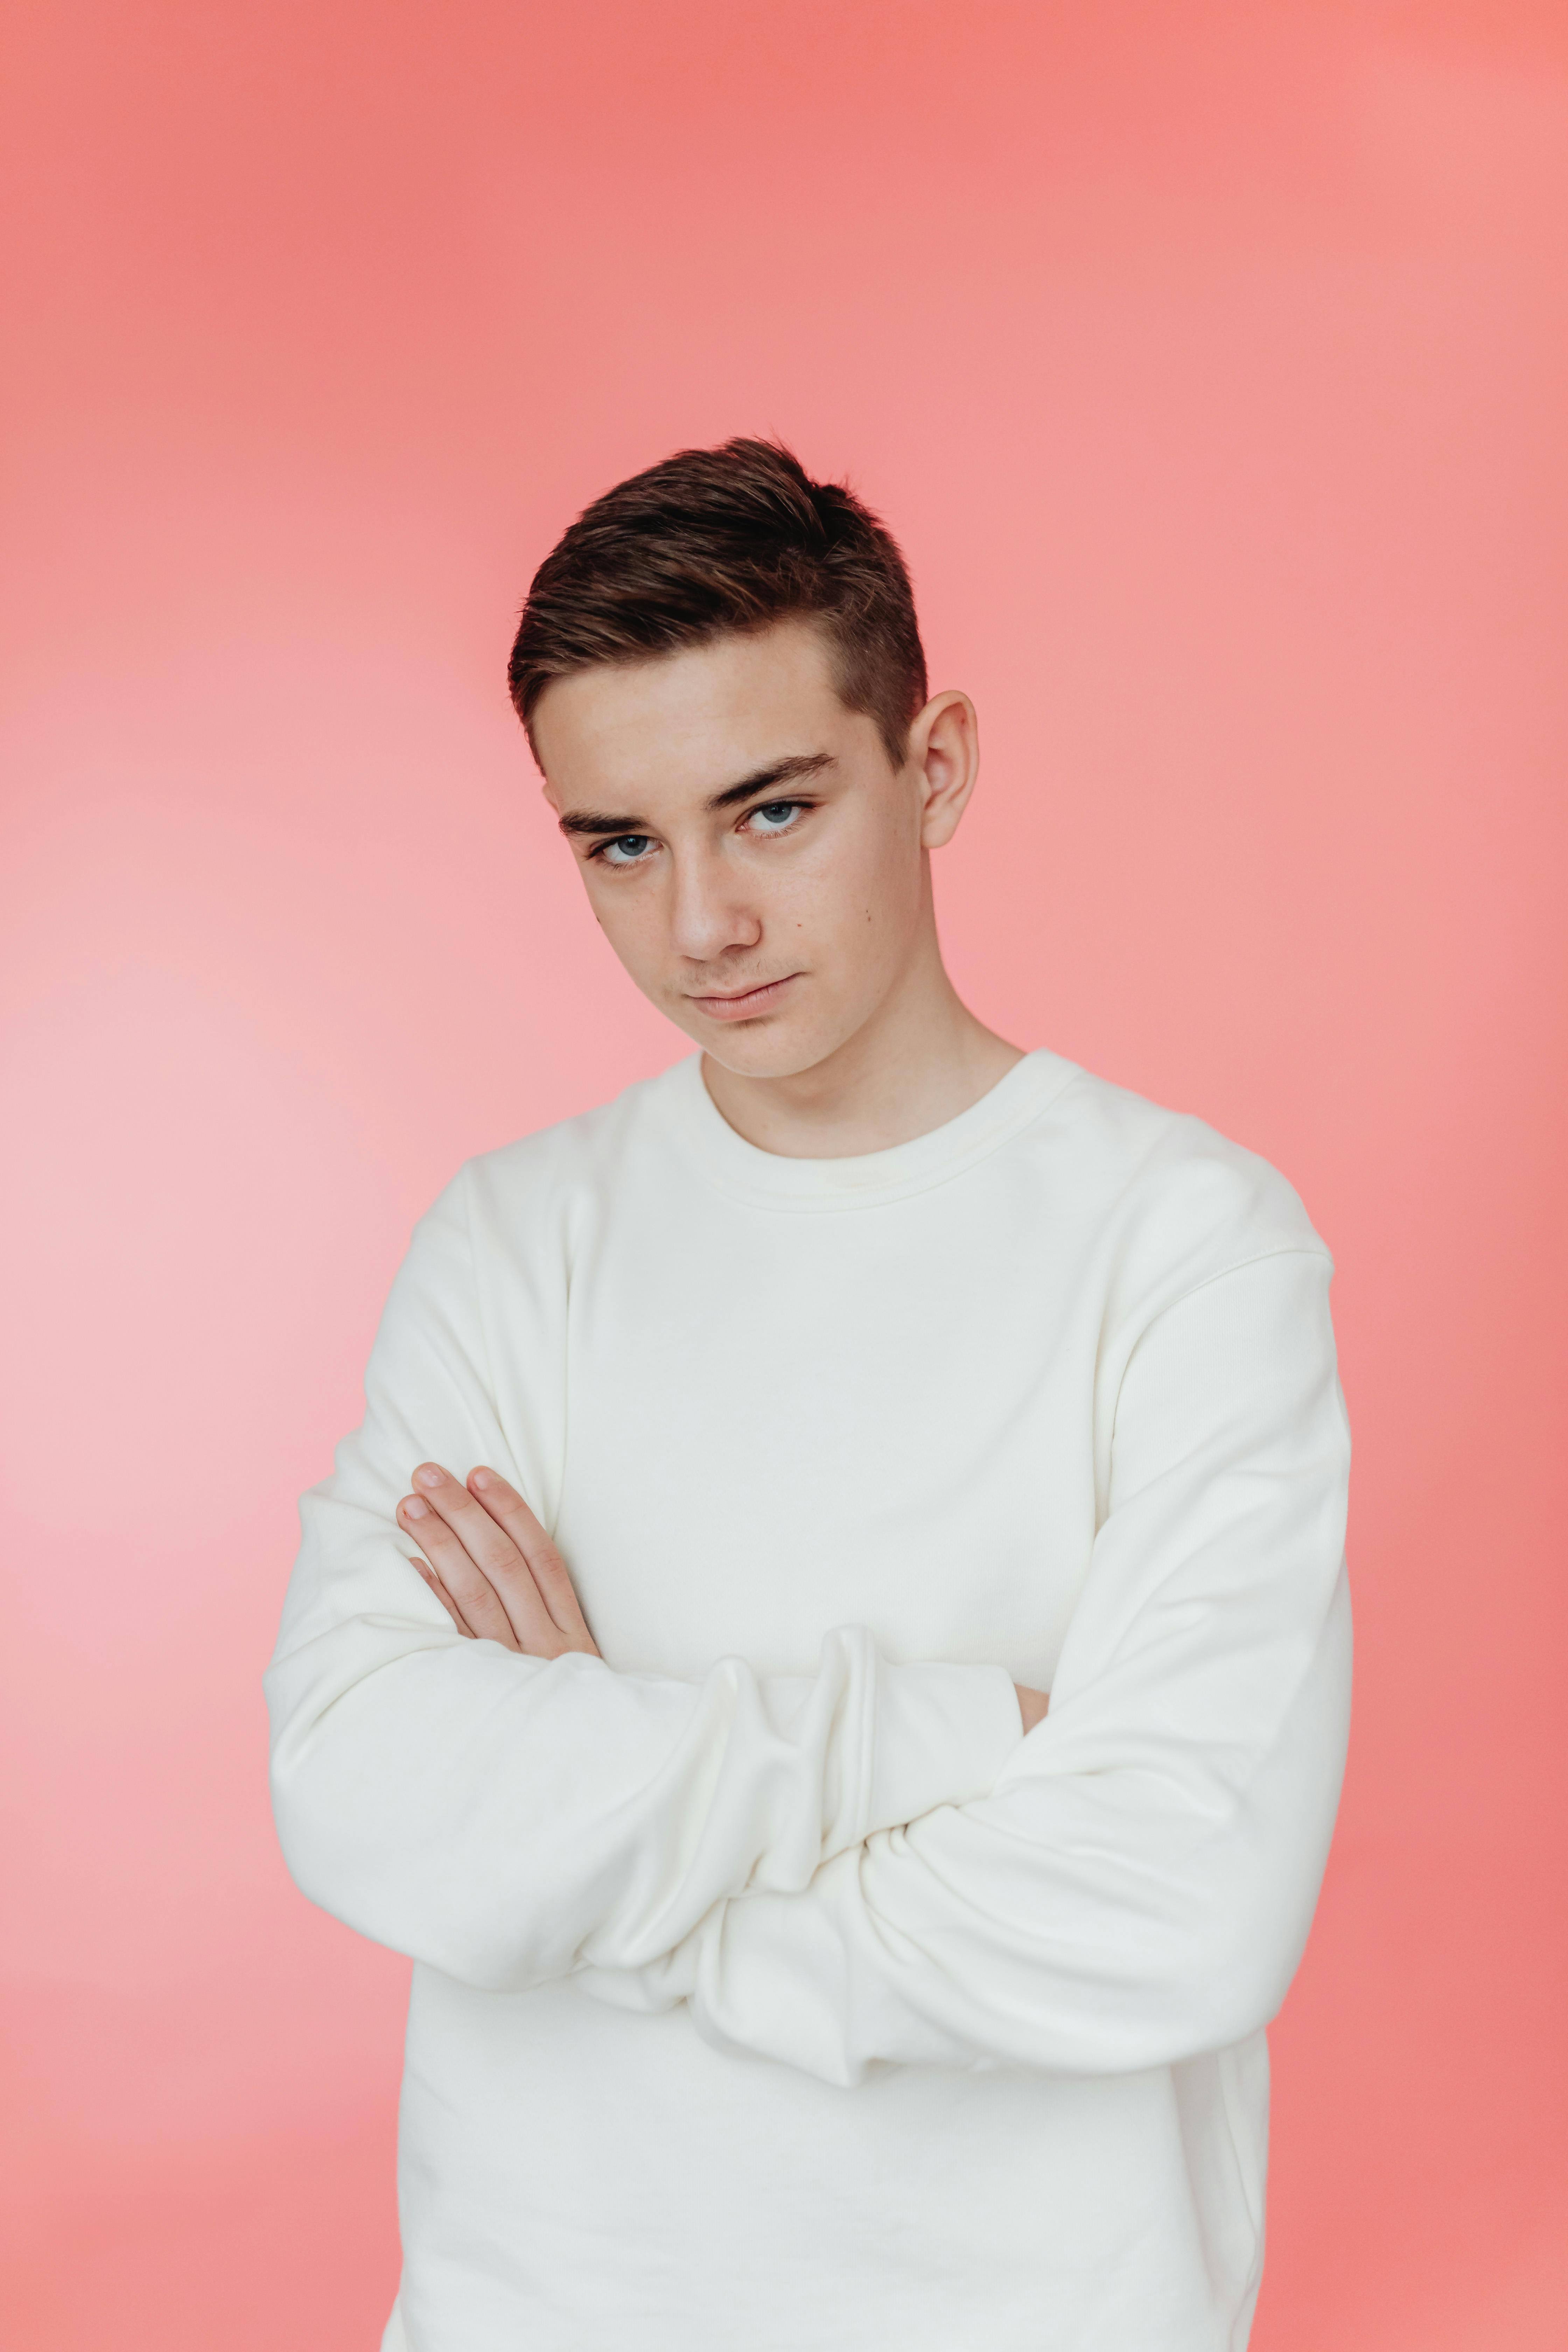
[3,4,1565,2344]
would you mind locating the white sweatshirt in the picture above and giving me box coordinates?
[265,1047,1351,2352]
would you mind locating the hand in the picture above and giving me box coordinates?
[397,1463,600,1659]
[1014,1684,1049,1734]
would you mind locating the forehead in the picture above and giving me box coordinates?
[532,619,860,808]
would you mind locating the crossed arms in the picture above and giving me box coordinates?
[265,1173,1352,2087]
[395,1460,1052,1737]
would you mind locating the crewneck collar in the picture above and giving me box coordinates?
[654,1046,1081,1212]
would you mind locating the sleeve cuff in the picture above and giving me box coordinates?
[864,1659,1023,1838]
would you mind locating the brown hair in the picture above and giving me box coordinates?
[507,438,928,770]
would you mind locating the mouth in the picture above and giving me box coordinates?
[685,972,803,1022]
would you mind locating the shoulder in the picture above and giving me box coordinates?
[1039,1062,1333,1321]
[420,1058,688,1241]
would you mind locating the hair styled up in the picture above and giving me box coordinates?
[507,438,929,771]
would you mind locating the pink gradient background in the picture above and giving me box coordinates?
[3,3,1565,2344]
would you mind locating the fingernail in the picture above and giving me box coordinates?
[414,1466,442,1489]
[402,1497,428,1519]
[471,1469,494,1490]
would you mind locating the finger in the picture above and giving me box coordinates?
[404,1464,564,1653]
[411,1553,476,1639]
[399,1489,521,1648]
[468,1468,586,1636]
[406,1463,559,1650]
[468,1467,598,1653]
[402,1507,514,1645]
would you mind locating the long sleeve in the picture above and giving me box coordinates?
[264,1163,1023,1994]
[576,1246,1352,2086]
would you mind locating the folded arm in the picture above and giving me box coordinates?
[264,1167,1024,1993]
[575,1248,1353,2085]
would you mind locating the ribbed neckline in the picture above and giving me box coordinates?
[652,1046,1082,1212]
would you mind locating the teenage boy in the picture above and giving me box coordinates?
[266,438,1351,2352]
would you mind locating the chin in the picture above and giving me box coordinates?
[688,1015,848,1081]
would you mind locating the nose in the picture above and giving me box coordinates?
[669,843,762,966]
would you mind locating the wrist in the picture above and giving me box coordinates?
[1014,1682,1049,1735]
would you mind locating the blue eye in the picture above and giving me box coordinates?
[747,800,804,833]
[599,834,654,866]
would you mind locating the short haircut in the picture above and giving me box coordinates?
[507,438,928,771]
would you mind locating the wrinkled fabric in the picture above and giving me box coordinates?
[267,1047,1351,2352]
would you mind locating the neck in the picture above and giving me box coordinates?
[700,920,1024,1159]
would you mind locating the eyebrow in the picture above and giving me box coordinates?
[556,752,835,839]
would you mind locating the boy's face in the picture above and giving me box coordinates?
[532,620,959,1080]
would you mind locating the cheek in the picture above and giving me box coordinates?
[582,876,656,961]
[791,808,919,943]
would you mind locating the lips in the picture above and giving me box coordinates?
[686,973,801,1021]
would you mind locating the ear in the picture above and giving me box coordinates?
[905,690,979,848]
